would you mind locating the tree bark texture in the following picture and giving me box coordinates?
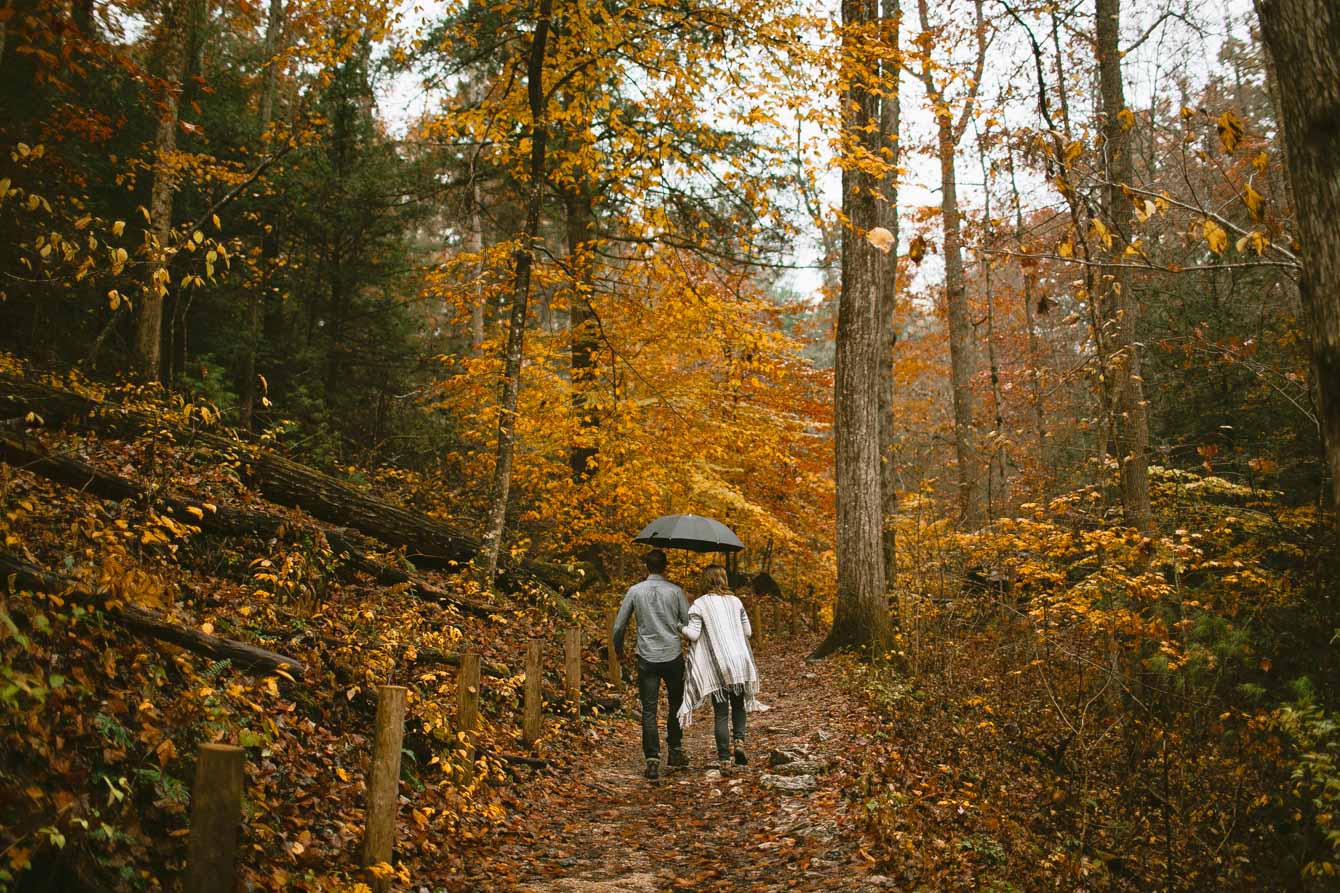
[813,0,890,659]
[877,0,902,589]
[478,0,553,586]
[1255,0,1340,530]
[1095,0,1154,533]
[134,0,192,381]
[566,182,600,483]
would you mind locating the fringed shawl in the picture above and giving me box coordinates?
[677,593,764,729]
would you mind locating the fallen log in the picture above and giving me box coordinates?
[0,431,504,617]
[1,374,586,603]
[0,549,304,677]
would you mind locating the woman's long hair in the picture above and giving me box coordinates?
[697,564,731,596]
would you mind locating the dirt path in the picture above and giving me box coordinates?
[466,636,892,892]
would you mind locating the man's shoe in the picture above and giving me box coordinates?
[667,748,689,770]
[733,742,748,766]
[718,759,733,776]
[644,758,661,780]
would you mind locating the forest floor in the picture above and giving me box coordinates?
[465,637,896,893]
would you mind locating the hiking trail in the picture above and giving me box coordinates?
[467,637,896,892]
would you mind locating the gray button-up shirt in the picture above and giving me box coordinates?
[612,574,690,663]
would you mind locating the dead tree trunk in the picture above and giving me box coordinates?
[0,374,586,599]
[0,431,503,615]
[0,550,304,676]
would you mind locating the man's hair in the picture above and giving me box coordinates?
[698,564,730,595]
[643,549,668,574]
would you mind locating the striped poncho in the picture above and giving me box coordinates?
[676,592,764,729]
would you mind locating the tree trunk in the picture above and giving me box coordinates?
[0,550,304,676]
[238,0,286,431]
[1006,141,1050,483]
[1095,0,1153,533]
[977,136,1008,516]
[877,0,902,590]
[566,181,599,482]
[1255,0,1340,532]
[133,0,192,382]
[812,0,890,659]
[468,176,487,350]
[916,0,987,530]
[478,0,553,586]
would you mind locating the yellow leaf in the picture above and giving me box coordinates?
[1243,183,1264,221]
[336,767,351,782]
[1203,218,1228,254]
[1089,218,1113,249]
[1063,140,1083,165]
[1216,111,1244,154]
[111,220,125,237]
[1117,108,1135,131]
[185,505,204,520]
[1252,151,1268,174]
[1057,239,1074,259]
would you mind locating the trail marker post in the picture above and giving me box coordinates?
[185,743,244,893]
[605,608,621,685]
[362,684,407,893]
[523,638,543,746]
[564,627,582,716]
[457,650,481,780]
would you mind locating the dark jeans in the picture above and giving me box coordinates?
[712,692,747,759]
[637,655,684,760]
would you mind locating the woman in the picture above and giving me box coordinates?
[678,565,763,773]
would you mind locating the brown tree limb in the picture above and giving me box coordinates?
[0,549,304,677]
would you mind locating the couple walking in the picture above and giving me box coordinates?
[611,549,763,780]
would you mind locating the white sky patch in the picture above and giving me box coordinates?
[370,0,1259,306]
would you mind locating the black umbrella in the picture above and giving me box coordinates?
[633,514,744,553]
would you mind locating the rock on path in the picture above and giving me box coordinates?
[465,637,887,892]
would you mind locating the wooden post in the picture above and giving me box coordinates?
[457,650,481,779]
[185,743,244,893]
[523,638,543,747]
[606,608,622,685]
[362,684,407,892]
[564,627,582,715]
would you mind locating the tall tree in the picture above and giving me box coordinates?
[1094,0,1153,532]
[914,0,988,529]
[133,0,196,381]
[238,0,286,431]
[1254,0,1340,532]
[477,0,553,585]
[877,0,902,588]
[814,0,893,658]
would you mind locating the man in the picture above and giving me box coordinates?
[612,549,690,779]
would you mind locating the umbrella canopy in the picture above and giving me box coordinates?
[633,514,744,553]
